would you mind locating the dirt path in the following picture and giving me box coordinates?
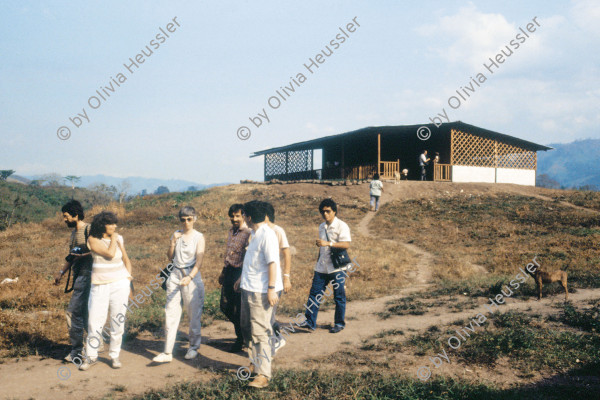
[1,182,597,399]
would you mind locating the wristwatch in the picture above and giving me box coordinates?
[268,285,275,289]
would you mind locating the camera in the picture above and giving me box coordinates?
[65,246,88,262]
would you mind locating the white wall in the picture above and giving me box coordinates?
[496,168,536,186]
[451,166,495,183]
[450,165,536,186]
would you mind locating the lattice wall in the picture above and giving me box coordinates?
[265,150,313,180]
[287,150,313,173]
[265,152,287,177]
[451,129,536,169]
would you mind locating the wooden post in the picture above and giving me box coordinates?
[377,134,381,175]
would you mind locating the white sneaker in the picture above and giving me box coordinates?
[111,358,122,369]
[271,336,286,357]
[79,358,98,371]
[184,349,198,360]
[152,353,173,363]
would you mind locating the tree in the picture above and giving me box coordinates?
[154,186,170,195]
[30,179,46,186]
[118,180,132,204]
[41,173,64,187]
[88,183,118,203]
[140,189,148,196]
[536,174,560,189]
[3,196,28,228]
[0,170,15,181]
[64,175,81,189]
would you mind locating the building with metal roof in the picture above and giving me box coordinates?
[251,121,552,185]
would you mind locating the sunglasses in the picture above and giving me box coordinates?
[180,217,194,222]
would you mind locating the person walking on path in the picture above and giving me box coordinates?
[153,206,206,363]
[369,173,383,212]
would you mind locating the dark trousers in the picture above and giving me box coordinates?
[66,273,91,356]
[304,271,346,329]
[220,265,243,342]
[420,165,426,181]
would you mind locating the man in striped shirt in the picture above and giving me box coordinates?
[219,204,251,352]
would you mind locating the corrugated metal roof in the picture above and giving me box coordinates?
[250,121,553,157]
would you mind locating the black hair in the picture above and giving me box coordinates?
[228,203,245,218]
[243,200,267,224]
[264,202,275,223]
[373,173,380,180]
[319,198,337,214]
[61,200,84,220]
[89,211,118,239]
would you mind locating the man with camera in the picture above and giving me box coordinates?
[54,200,95,363]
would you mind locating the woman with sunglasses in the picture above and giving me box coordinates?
[153,206,206,363]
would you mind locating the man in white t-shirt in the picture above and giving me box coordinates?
[369,173,384,212]
[299,198,351,334]
[264,202,291,351]
[234,200,282,389]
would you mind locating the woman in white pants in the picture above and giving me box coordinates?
[153,206,205,363]
[80,211,132,370]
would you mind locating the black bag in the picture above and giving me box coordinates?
[325,231,351,269]
[160,262,175,290]
[64,225,90,293]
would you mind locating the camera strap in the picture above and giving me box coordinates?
[64,224,90,293]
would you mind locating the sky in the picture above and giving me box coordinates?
[1,0,598,184]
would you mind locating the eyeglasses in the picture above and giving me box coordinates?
[180,217,194,222]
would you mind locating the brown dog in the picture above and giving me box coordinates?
[525,257,568,301]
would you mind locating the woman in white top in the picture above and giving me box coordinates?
[80,211,132,370]
[369,173,384,212]
[153,206,206,363]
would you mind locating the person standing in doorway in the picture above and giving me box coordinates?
[419,150,430,181]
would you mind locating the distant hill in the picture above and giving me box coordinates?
[537,139,600,189]
[6,175,30,185]
[24,174,230,195]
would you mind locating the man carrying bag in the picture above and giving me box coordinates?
[54,200,95,362]
[300,198,352,334]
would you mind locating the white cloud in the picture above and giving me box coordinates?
[571,0,600,38]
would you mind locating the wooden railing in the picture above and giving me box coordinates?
[434,163,451,181]
[379,160,400,178]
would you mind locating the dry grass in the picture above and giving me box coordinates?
[0,184,417,357]
[371,192,600,286]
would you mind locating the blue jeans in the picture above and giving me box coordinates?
[304,271,346,329]
[370,195,380,211]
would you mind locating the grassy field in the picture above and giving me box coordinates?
[0,184,416,358]
[2,183,600,399]
[371,192,600,285]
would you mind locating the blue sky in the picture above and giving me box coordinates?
[1,0,598,184]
